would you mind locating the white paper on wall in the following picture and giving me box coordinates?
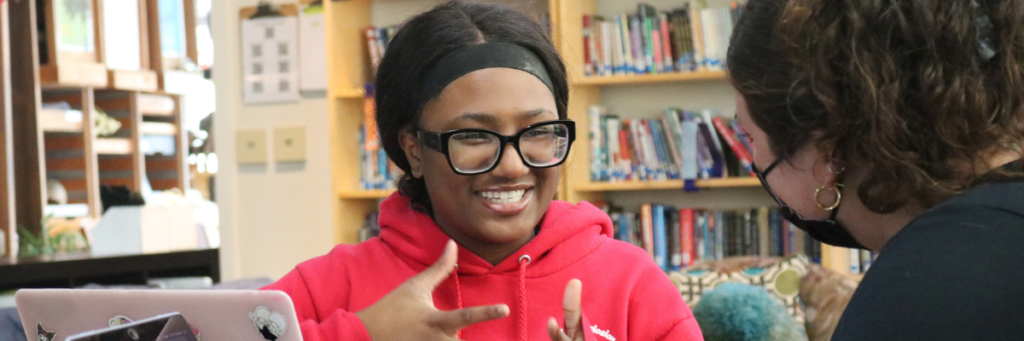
[241,16,301,104]
[299,6,327,92]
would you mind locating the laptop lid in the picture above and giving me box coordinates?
[15,289,302,341]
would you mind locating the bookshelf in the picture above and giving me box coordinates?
[1,0,14,257]
[323,0,860,279]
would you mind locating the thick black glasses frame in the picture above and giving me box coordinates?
[417,120,576,175]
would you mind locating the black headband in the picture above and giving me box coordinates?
[419,42,555,106]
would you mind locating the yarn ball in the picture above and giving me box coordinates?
[692,283,808,341]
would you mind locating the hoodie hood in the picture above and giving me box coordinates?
[378,192,614,277]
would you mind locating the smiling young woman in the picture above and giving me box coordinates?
[263,2,704,341]
[728,0,1024,339]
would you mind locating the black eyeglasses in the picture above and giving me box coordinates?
[417,120,576,175]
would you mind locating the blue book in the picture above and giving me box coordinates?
[618,213,630,242]
[377,149,388,189]
[715,211,726,260]
[701,211,711,261]
[697,119,725,178]
[647,119,670,180]
[652,205,668,270]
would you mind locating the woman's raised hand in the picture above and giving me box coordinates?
[356,240,510,340]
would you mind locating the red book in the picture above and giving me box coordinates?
[618,127,633,180]
[640,204,655,259]
[711,116,755,176]
[680,208,695,267]
[660,13,674,71]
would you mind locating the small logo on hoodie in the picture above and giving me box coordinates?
[590,325,616,341]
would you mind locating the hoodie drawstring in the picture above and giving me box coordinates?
[518,255,531,341]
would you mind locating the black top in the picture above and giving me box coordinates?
[832,162,1024,341]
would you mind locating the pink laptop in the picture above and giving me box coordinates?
[15,289,303,341]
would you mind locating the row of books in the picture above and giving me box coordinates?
[602,203,822,271]
[582,1,743,77]
[589,106,755,184]
[359,89,401,190]
[366,25,399,73]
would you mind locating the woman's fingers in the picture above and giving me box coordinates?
[562,279,583,339]
[428,304,511,335]
[406,240,458,297]
[548,317,572,341]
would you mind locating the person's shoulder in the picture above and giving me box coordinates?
[295,238,390,274]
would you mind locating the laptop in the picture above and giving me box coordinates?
[15,289,302,341]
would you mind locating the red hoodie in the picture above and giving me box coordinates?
[264,193,703,341]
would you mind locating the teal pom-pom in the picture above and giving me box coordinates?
[692,283,807,341]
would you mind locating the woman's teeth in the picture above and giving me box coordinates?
[479,189,526,203]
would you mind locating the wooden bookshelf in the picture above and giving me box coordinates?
[337,189,395,200]
[575,178,761,192]
[1,0,14,257]
[572,70,728,86]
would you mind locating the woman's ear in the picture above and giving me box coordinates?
[399,129,425,178]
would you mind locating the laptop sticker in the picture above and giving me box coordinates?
[36,323,56,341]
[249,306,288,341]
[109,315,134,327]
[189,323,202,341]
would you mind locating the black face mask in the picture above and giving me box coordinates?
[753,159,867,249]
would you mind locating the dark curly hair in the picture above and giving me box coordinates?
[728,0,1024,213]
[374,1,568,212]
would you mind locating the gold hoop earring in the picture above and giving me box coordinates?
[815,183,843,211]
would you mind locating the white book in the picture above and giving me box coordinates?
[601,20,614,76]
[606,116,622,181]
[611,20,625,75]
[689,1,708,71]
[588,106,606,181]
[619,15,634,74]
[700,9,719,71]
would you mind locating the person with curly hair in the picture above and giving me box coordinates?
[728,0,1024,339]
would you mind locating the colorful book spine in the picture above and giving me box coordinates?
[680,208,695,267]
[659,12,674,72]
[640,204,655,259]
[589,106,607,181]
[652,205,668,270]
[712,116,754,176]
[583,16,593,76]
[618,15,634,74]
[668,207,681,270]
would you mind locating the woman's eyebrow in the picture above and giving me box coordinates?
[450,108,551,125]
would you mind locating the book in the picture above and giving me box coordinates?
[668,207,681,270]
[618,125,634,180]
[601,18,614,76]
[588,106,606,181]
[630,14,646,74]
[652,204,668,270]
[659,12,674,72]
[606,115,622,181]
[638,3,657,73]
[618,15,634,74]
[680,208,695,267]
[712,116,754,176]
[611,19,626,75]
[640,204,655,259]
[758,207,770,257]
[583,15,593,76]
[688,1,708,70]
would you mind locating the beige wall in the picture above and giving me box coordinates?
[212,0,336,281]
